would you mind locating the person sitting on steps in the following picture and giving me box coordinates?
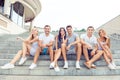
[1,27,39,69]
[29,25,55,69]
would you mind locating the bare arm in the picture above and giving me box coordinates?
[46,41,54,47]
[55,35,58,49]
[67,36,80,50]
[80,38,92,48]
[29,36,39,43]
[105,37,110,48]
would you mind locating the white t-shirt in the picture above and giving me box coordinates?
[80,33,97,49]
[39,33,54,44]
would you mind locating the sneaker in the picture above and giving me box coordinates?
[29,63,37,69]
[111,61,117,68]
[54,66,60,72]
[76,61,81,69]
[108,63,116,69]
[19,57,27,65]
[1,63,15,69]
[91,64,96,69]
[63,61,68,69]
[49,62,55,69]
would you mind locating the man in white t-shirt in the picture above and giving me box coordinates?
[29,25,54,69]
[80,26,98,68]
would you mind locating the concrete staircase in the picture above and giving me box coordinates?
[0,32,120,76]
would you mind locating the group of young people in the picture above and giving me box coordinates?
[1,25,117,72]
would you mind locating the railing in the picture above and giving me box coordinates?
[109,33,120,40]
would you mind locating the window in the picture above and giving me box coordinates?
[0,0,4,13]
[10,2,24,27]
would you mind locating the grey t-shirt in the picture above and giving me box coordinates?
[67,33,79,50]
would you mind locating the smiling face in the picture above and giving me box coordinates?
[87,27,94,35]
[66,26,72,35]
[60,28,65,36]
[99,29,106,37]
[44,25,51,35]
[31,28,38,35]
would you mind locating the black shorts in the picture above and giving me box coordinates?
[87,49,93,59]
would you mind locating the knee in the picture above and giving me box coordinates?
[83,44,87,49]
[77,43,81,48]
[61,43,66,48]
[106,53,111,57]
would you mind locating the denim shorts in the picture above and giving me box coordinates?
[67,49,76,54]
[41,48,48,55]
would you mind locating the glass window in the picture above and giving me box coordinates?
[10,2,24,27]
[0,0,4,13]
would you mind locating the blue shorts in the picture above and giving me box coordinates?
[41,48,48,55]
[87,49,93,59]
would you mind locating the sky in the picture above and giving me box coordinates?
[33,0,120,31]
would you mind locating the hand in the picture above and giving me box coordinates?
[66,45,71,50]
[62,34,65,38]
[91,50,95,56]
[16,37,22,40]
[42,44,47,48]
[105,36,109,39]
[87,44,92,49]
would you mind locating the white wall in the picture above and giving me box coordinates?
[0,14,26,35]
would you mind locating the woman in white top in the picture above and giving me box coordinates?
[1,28,39,69]
[97,29,116,69]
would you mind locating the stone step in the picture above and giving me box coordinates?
[0,75,119,80]
[0,66,120,76]
[0,53,120,60]
[0,59,120,66]
[0,49,120,54]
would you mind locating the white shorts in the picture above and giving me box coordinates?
[30,48,36,56]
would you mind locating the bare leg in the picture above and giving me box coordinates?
[84,50,103,69]
[10,50,23,64]
[76,43,82,61]
[83,45,89,61]
[103,45,113,62]
[61,43,67,61]
[33,47,41,64]
[48,46,54,62]
[103,52,111,65]
[54,49,61,63]
[87,50,103,64]
[22,42,31,58]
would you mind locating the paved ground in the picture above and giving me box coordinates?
[0,75,120,80]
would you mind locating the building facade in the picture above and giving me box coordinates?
[0,0,41,35]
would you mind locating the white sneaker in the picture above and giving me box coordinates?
[108,63,116,69]
[111,61,117,68]
[19,57,27,65]
[91,64,96,68]
[63,61,68,69]
[54,66,60,72]
[49,62,55,69]
[76,61,81,69]
[29,63,37,69]
[1,63,15,69]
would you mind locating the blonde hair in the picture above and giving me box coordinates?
[98,29,106,36]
